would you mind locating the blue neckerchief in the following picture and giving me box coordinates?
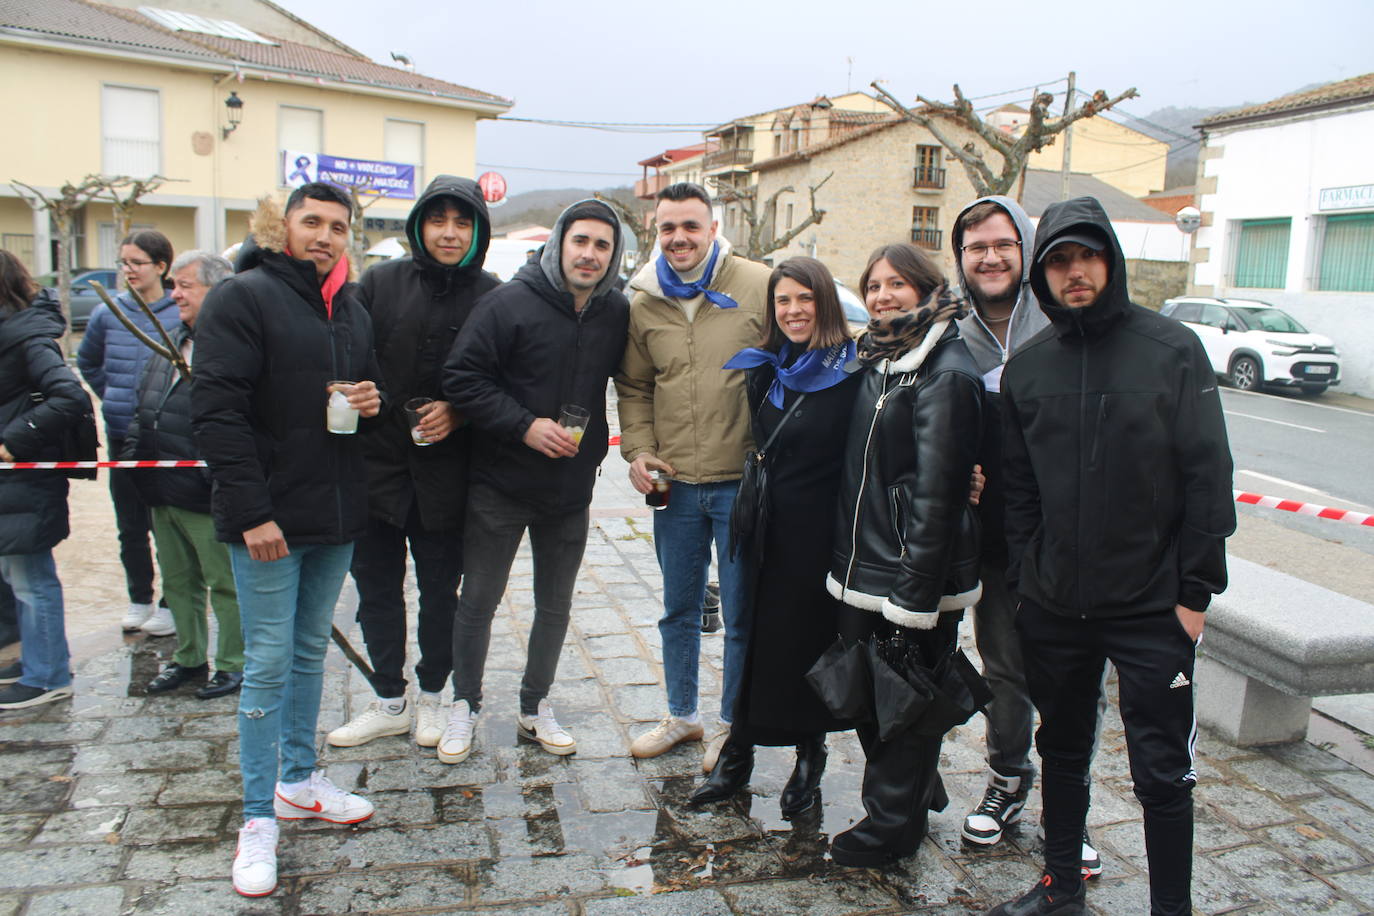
[723,339,856,408]
[656,242,738,309]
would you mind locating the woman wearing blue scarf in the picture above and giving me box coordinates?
[687,257,860,817]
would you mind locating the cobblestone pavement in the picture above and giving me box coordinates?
[5,434,1374,914]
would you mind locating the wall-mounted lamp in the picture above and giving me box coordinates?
[222,91,244,140]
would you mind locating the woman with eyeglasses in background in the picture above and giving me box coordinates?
[77,229,182,637]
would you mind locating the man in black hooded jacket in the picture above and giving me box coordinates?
[988,197,1235,916]
[326,176,500,751]
[439,199,628,765]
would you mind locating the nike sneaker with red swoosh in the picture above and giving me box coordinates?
[273,771,375,823]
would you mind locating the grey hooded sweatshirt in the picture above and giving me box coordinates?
[951,195,1048,561]
[952,195,1049,393]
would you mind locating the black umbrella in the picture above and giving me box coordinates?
[806,626,992,741]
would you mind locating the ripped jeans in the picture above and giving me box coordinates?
[230,542,354,820]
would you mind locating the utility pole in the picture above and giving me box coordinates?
[1059,71,1076,201]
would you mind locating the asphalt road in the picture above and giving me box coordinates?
[1220,386,1374,564]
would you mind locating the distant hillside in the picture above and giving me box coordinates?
[492,185,646,233]
[1119,105,1229,189]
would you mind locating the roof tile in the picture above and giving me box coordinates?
[1201,73,1374,127]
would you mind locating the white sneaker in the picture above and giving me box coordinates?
[121,602,154,631]
[516,699,577,755]
[326,699,412,747]
[702,727,730,773]
[273,771,374,824]
[437,700,477,764]
[232,817,279,897]
[139,604,176,637]
[415,693,446,748]
[630,715,705,759]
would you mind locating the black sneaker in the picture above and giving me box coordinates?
[0,682,73,710]
[963,771,1027,845]
[0,661,21,685]
[985,873,1086,915]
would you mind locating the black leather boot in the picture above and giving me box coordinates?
[688,739,754,805]
[830,729,944,867]
[780,735,827,818]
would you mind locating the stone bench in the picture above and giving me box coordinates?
[1197,555,1374,746]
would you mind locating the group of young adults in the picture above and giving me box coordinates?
[0,174,1234,915]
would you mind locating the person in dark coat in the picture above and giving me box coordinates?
[124,250,242,700]
[824,243,985,867]
[686,257,860,816]
[439,199,629,765]
[988,198,1235,916]
[0,251,92,710]
[191,184,383,898]
[77,229,180,636]
[327,176,500,751]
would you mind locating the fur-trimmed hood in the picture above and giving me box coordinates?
[237,195,358,282]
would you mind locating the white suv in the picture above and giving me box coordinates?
[1160,297,1342,395]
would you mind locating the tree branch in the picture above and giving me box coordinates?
[89,281,189,381]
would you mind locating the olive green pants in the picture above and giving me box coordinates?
[150,505,243,672]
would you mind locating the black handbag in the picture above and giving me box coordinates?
[728,392,806,562]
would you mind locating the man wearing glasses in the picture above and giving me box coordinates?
[952,197,1101,878]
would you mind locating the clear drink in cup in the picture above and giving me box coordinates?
[326,381,359,434]
[558,404,590,448]
[404,397,435,446]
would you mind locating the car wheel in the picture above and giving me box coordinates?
[1229,356,1260,391]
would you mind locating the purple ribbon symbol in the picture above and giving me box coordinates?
[288,155,312,183]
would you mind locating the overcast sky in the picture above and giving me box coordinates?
[279,0,1371,194]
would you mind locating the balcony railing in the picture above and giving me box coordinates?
[913,166,947,190]
[704,148,753,170]
[635,174,668,199]
[911,227,943,250]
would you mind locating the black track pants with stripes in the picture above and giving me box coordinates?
[1017,599,1199,916]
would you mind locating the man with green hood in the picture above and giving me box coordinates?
[327,176,499,750]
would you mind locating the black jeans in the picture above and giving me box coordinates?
[451,484,588,716]
[350,499,462,697]
[108,436,155,605]
[1018,599,1198,916]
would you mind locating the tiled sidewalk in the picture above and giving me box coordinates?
[4,507,1374,915]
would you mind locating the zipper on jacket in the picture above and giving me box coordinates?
[844,364,891,590]
[1088,395,1108,469]
[328,320,345,542]
[1076,323,1087,615]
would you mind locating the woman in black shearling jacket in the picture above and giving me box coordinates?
[823,243,984,867]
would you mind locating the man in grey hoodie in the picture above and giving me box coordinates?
[953,197,1102,878]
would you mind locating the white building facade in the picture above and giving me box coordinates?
[1191,76,1374,396]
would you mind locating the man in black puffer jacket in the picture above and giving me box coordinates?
[191,183,384,898]
[440,199,629,765]
[989,197,1235,916]
[125,251,243,701]
[327,176,500,751]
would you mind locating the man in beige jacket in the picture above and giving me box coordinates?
[616,182,769,766]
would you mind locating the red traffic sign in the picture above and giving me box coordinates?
[477,171,507,205]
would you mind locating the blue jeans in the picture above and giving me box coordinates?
[0,552,70,690]
[653,480,751,722]
[231,542,354,820]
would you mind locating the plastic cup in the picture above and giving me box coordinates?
[646,470,671,509]
[558,404,590,447]
[326,381,359,434]
[405,397,436,446]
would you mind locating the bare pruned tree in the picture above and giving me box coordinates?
[709,173,833,262]
[10,176,107,350]
[593,193,655,273]
[344,180,390,269]
[871,78,1138,198]
[90,174,169,241]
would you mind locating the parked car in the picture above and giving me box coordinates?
[34,268,121,331]
[1160,296,1341,395]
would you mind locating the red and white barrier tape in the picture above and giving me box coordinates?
[1234,490,1373,527]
